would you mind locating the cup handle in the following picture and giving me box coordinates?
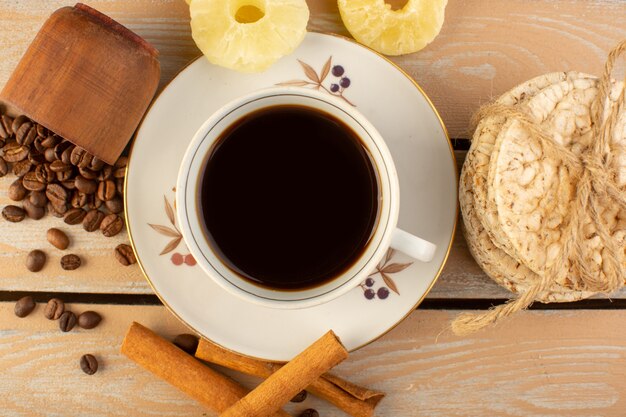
[390,228,437,262]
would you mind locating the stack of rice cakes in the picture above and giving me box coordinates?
[460,71,626,302]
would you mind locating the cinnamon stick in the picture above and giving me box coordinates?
[196,338,384,417]
[121,322,291,417]
[220,331,349,417]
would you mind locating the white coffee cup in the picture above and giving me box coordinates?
[177,87,436,309]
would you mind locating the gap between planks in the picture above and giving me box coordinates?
[3,291,626,311]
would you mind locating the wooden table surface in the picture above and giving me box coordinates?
[1,1,625,416]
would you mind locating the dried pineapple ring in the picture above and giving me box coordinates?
[338,0,447,56]
[190,0,309,73]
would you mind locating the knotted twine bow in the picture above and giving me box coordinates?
[452,40,626,336]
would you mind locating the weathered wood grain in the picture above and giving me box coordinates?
[3,150,624,300]
[2,303,626,416]
[0,0,623,138]
[0,177,145,293]
[0,0,624,298]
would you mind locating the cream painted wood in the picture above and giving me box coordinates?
[1,2,625,415]
[0,0,623,137]
[1,0,624,297]
[1,304,625,416]
[2,157,624,299]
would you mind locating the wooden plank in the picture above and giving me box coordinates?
[2,303,626,416]
[1,1,624,298]
[0,176,146,293]
[0,0,623,138]
[3,152,626,299]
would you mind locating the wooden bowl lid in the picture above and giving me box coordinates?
[0,3,160,165]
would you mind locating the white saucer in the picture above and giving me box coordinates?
[125,32,457,361]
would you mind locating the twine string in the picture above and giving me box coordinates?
[452,40,626,336]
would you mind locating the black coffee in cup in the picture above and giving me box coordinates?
[199,105,379,290]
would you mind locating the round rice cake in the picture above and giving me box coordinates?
[470,72,594,259]
[489,77,597,270]
[491,78,625,287]
[460,72,595,300]
[577,81,626,282]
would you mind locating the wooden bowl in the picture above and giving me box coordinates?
[0,3,160,165]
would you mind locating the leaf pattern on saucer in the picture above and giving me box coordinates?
[359,249,413,300]
[277,56,355,107]
[148,193,196,266]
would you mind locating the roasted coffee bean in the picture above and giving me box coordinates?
[88,195,103,210]
[28,150,46,165]
[44,298,65,320]
[79,167,98,180]
[44,147,56,162]
[26,249,46,272]
[15,121,36,146]
[50,158,70,172]
[69,147,86,166]
[46,183,67,206]
[59,311,77,331]
[64,207,86,225]
[60,254,81,270]
[50,160,71,173]
[11,115,30,134]
[71,190,93,208]
[100,214,123,237]
[41,134,60,149]
[90,157,105,171]
[299,410,319,417]
[80,354,98,375]
[23,171,46,192]
[34,163,53,185]
[75,175,97,194]
[0,158,7,177]
[97,180,116,201]
[53,141,72,161]
[71,190,89,208]
[12,160,32,177]
[29,191,47,208]
[13,116,30,138]
[22,127,38,147]
[83,209,105,232]
[23,199,45,220]
[0,114,13,138]
[56,169,73,182]
[290,391,308,403]
[33,136,46,154]
[114,156,128,169]
[2,142,29,162]
[8,179,27,201]
[105,196,123,214]
[61,144,75,165]
[50,201,68,215]
[115,244,136,266]
[173,334,199,354]
[14,296,36,318]
[47,228,70,250]
[113,165,126,179]
[47,202,64,218]
[2,205,25,222]
[70,147,93,168]
[98,165,113,181]
[36,124,48,137]
[116,178,124,196]
[62,180,76,190]
[77,311,102,329]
